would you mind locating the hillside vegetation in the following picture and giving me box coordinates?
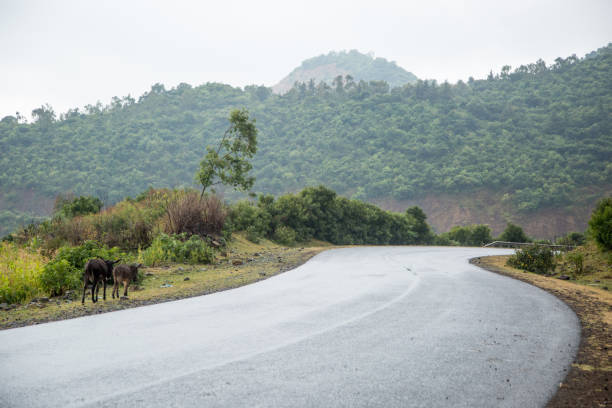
[1,44,611,236]
[273,49,418,93]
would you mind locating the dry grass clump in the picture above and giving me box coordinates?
[164,191,227,237]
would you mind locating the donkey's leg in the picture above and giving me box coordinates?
[92,281,98,303]
[81,279,88,304]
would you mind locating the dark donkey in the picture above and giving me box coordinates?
[82,258,120,304]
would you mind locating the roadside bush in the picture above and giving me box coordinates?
[39,259,80,297]
[274,225,297,246]
[37,240,123,297]
[139,233,214,266]
[165,191,227,237]
[49,216,94,247]
[91,202,155,249]
[245,225,262,243]
[507,244,556,274]
[138,239,165,267]
[565,252,584,277]
[54,240,122,271]
[556,232,586,247]
[588,197,612,251]
[432,235,458,246]
[0,243,45,303]
[498,223,530,243]
[229,200,271,240]
[201,194,228,236]
[440,224,492,246]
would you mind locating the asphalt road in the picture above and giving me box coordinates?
[0,247,579,408]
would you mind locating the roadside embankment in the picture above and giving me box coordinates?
[0,235,330,330]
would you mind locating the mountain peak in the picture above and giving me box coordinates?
[273,50,418,94]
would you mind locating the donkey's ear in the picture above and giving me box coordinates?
[113,259,122,264]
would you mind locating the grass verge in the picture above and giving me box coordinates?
[472,255,611,408]
[0,233,332,330]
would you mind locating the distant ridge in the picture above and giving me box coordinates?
[273,50,418,94]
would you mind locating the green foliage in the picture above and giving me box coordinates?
[139,233,214,266]
[53,240,122,271]
[245,226,262,243]
[0,243,45,303]
[432,235,458,246]
[228,199,271,238]
[1,45,611,236]
[565,252,584,277]
[38,240,123,297]
[588,197,612,250]
[196,108,258,195]
[55,195,103,218]
[273,225,297,246]
[507,245,556,274]
[498,223,530,243]
[39,259,80,297]
[90,201,155,249]
[405,206,434,244]
[440,224,492,246]
[228,185,426,245]
[555,232,586,247]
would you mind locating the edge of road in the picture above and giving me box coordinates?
[471,255,610,408]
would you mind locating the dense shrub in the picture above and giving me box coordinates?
[498,223,530,243]
[53,240,122,271]
[49,216,94,247]
[38,240,123,296]
[165,191,227,237]
[0,243,45,303]
[507,244,556,274]
[432,235,458,246]
[405,207,434,244]
[565,252,584,277]
[555,232,586,247]
[39,259,80,297]
[440,224,492,246]
[229,200,271,238]
[91,202,155,249]
[588,197,612,250]
[201,194,228,236]
[55,194,103,218]
[251,186,424,245]
[245,225,262,243]
[139,233,214,266]
[273,226,297,246]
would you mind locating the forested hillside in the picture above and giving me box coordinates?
[1,44,610,237]
[272,50,418,93]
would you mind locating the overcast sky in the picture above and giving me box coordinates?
[1,0,610,119]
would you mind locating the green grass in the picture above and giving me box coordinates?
[0,243,46,304]
[0,233,331,329]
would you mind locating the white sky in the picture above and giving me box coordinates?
[1,0,610,119]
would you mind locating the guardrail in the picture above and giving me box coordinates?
[483,241,574,251]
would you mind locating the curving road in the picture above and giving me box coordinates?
[0,247,579,407]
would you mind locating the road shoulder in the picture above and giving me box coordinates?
[471,255,610,408]
[0,239,330,331]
